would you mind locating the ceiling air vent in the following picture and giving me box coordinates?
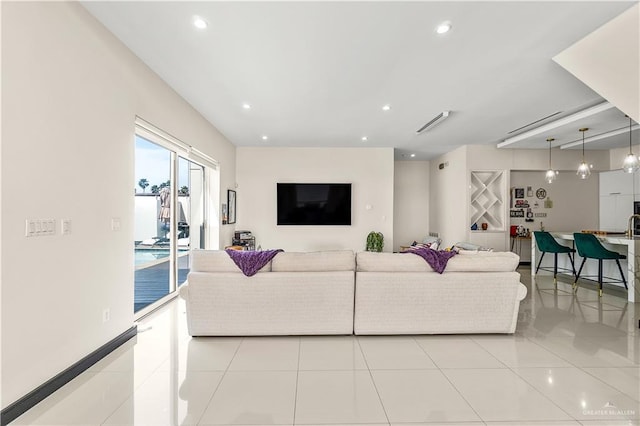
[507,111,562,135]
[416,111,450,133]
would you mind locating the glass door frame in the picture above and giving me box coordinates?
[134,118,217,319]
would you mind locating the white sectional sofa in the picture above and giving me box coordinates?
[354,250,527,334]
[180,249,356,336]
[181,249,527,336]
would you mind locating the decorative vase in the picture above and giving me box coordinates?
[481,223,488,230]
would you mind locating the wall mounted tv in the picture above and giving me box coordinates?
[277,183,352,226]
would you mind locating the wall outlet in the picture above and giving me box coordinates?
[61,219,71,235]
[26,219,56,237]
[102,308,110,323]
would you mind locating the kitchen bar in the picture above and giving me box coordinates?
[531,232,640,303]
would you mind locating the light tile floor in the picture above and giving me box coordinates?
[11,266,640,425]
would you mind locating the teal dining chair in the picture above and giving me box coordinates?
[533,231,576,287]
[573,232,627,297]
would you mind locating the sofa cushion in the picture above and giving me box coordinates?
[357,252,433,272]
[447,250,519,272]
[191,250,272,273]
[357,250,519,272]
[271,250,355,272]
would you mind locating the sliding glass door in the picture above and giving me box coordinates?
[177,157,205,287]
[134,129,210,315]
[134,135,173,312]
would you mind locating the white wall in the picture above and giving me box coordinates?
[393,161,430,251]
[429,144,610,250]
[553,4,639,123]
[510,171,599,260]
[1,2,236,407]
[236,147,394,252]
[429,146,468,248]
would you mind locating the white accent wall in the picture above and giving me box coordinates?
[553,3,639,123]
[236,147,394,252]
[429,146,469,249]
[510,171,599,261]
[1,2,236,407]
[429,144,609,250]
[393,161,430,252]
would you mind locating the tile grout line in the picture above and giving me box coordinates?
[470,319,579,422]
[194,336,245,426]
[99,339,173,425]
[500,344,579,423]
[579,366,640,404]
[292,337,301,426]
[413,335,485,424]
[356,336,391,426]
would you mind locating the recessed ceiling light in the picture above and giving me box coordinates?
[361,136,368,141]
[193,16,208,29]
[242,103,251,110]
[436,21,452,34]
[261,135,268,141]
[410,154,416,158]
[382,104,391,111]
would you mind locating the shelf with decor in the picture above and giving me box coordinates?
[469,170,506,231]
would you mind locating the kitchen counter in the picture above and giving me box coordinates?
[531,232,640,303]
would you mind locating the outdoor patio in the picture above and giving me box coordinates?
[134,254,190,312]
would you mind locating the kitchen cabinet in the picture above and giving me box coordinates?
[599,170,635,232]
[600,169,633,195]
[599,194,633,232]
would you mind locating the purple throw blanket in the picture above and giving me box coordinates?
[403,247,457,274]
[225,249,283,277]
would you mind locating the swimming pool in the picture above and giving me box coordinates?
[135,249,188,266]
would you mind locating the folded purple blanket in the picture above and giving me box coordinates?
[225,249,283,277]
[403,246,457,274]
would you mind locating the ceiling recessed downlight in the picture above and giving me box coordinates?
[242,103,251,110]
[436,21,452,34]
[261,135,268,141]
[193,16,208,29]
[410,154,416,158]
[361,136,368,141]
[382,104,391,111]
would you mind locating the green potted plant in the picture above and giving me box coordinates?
[365,231,384,252]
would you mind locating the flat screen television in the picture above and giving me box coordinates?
[277,183,352,225]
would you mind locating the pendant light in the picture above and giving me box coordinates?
[545,137,557,184]
[622,115,639,173]
[577,128,591,179]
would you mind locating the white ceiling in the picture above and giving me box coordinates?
[82,1,638,160]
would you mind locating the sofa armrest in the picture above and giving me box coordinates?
[517,282,528,301]
[179,282,189,300]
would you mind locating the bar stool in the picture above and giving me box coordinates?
[533,231,576,287]
[573,232,627,297]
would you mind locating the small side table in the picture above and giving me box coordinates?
[510,235,531,255]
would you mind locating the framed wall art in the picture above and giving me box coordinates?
[227,190,236,224]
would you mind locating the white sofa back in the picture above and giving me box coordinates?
[272,250,355,272]
[191,249,355,273]
[356,250,520,272]
[191,249,271,273]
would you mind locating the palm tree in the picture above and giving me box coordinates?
[138,178,149,193]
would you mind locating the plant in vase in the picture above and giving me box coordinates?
[365,231,384,252]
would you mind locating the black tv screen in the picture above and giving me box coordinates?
[277,183,352,225]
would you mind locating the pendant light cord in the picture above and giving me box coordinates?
[630,116,634,155]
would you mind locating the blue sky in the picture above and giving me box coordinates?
[134,135,190,193]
